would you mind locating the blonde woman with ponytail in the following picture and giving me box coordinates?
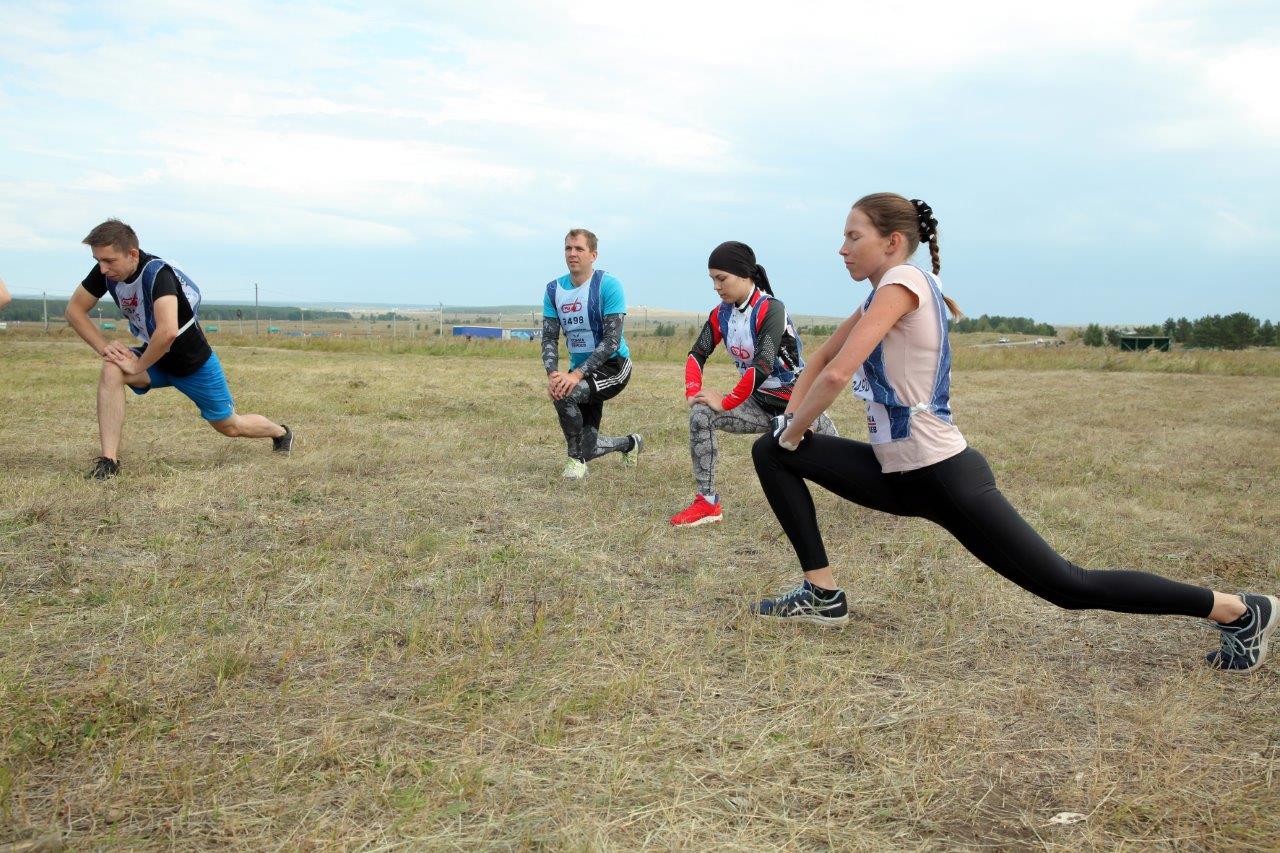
[749,193,1276,673]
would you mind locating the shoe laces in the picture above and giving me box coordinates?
[1216,615,1254,660]
[773,582,809,606]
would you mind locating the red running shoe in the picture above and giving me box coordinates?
[670,494,723,527]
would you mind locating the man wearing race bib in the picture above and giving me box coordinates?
[541,228,641,480]
[673,241,836,527]
[748,193,1277,674]
[64,219,294,480]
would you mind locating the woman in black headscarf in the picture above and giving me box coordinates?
[671,241,837,527]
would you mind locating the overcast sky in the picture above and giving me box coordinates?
[1,0,1276,323]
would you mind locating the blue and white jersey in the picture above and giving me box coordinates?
[542,270,630,370]
[107,257,202,345]
[849,265,964,470]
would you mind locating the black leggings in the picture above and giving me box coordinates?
[751,435,1214,618]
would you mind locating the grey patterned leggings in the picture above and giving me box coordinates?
[554,380,633,462]
[689,398,837,497]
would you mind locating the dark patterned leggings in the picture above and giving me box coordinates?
[690,398,836,497]
[553,362,633,462]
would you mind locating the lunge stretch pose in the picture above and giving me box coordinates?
[750,193,1276,672]
[673,241,837,527]
[65,220,294,479]
[542,228,642,479]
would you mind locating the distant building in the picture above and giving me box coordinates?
[1118,334,1171,352]
[452,325,503,339]
[451,326,541,341]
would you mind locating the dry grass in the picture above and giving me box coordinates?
[1,337,1278,850]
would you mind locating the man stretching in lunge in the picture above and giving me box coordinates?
[65,219,293,479]
[542,228,641,479]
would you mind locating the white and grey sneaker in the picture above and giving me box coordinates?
[621,434,643,467]
[561,458,588,480]
[752,579,849,628]
[1207,593,1278,673]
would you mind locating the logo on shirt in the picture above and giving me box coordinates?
[562,298,583,313]
[729,344,751,362]
[120,294,139,310]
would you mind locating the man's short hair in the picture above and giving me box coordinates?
[82,219,139,253]
[565,228,598,252]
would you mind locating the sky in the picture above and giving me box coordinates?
[1,0,1277,323]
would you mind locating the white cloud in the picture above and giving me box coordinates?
[0,0,1276,258]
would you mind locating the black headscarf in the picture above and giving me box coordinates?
[707,241,773,295]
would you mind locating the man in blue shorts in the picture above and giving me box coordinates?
[541,228,641,479]
[65,219,293,480]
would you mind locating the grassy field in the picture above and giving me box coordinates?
[1,336,1278,849]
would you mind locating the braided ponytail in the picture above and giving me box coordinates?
[925,230,962,320]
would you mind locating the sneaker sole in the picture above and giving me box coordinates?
[672,514,722,528]
[754,611,849,628]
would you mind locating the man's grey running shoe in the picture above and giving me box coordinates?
[1207,593,1278,673]
[752,579,849,627]
[622,433,643,467]
[87,456,119,480]
[273,424,294,453]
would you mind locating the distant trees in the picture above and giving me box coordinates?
[1161,313,1274,350]
[950,314,1056,336]
[1076,313,1276,350]
[653,322,678,337]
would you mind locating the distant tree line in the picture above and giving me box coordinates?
[1161,313,1276,349]
[950,314,1056,336]
[1082,313,1277,350]
[0,297,350,323]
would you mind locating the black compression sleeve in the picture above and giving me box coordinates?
[688,317,716,369]
[576,313,624,376]
[542,316,561,374]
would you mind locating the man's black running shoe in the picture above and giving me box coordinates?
[752,579,849,627]
[273,425,294,453]
[1207,593,1278,673]
[87,456,119,480]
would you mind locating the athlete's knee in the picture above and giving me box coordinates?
[1037,563,1098,610]
[100,361,126,386]
[751,432,781,468]
[210,416,241,437]
[689,402,715,427]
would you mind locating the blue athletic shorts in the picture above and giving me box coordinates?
[129,349,236,422]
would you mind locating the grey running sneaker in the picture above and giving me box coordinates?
[1206,593,1278,673]
[752,579,849,627]
[87,456,119,480]
[621,434,643,467]
[273,424,294,453]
